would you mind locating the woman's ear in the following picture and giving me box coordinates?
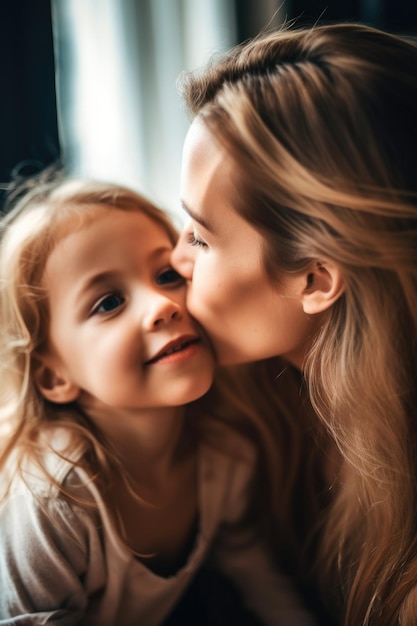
[34,355,80,404]
[301,261,345,315]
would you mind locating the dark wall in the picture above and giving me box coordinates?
[0,0,60,205]
[234,0,417,41]
[288,0,417,32]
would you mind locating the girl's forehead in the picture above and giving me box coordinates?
[50,204,165,245]
[42,211,174,301]
[50,208,173,260]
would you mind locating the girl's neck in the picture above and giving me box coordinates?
[78,399,189,481]
[88,403,199,571]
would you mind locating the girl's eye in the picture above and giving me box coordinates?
[92,293,125,315]
[156,268,184,285]
[187,232,208,249]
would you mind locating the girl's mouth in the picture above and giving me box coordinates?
[145,336,201,365]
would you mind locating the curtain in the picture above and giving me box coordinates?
[51,0,236,218]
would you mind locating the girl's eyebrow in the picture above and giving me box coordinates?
[76,246,173,298]
[77,271,120,298]
[180,200,215,233]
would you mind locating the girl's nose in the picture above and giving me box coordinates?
[171,225,195,280]
[144,295,183,331]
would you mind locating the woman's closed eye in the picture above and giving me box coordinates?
[187,232,208,249]
[91,292,126,316]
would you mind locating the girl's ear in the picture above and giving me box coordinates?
[34,356,80,404]
[301,260,345,315]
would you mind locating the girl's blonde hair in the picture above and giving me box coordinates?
[0,173,179,503]
[178,22,417,625]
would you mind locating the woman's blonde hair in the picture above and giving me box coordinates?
[0,173,179,504]
[178,22,417,625]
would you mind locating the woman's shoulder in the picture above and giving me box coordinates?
[200,421,257,466]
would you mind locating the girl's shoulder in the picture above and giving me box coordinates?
[2,425,89,500]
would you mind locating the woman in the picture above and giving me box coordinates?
[172,22,417,626]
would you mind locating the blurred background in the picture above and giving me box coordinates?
[1,0,417,218]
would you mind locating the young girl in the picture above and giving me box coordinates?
[171,22,417,626]
[0,175,316,625]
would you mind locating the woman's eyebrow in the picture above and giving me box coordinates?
[180,200,215,233]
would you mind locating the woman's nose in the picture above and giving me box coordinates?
[171,225,195,280]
